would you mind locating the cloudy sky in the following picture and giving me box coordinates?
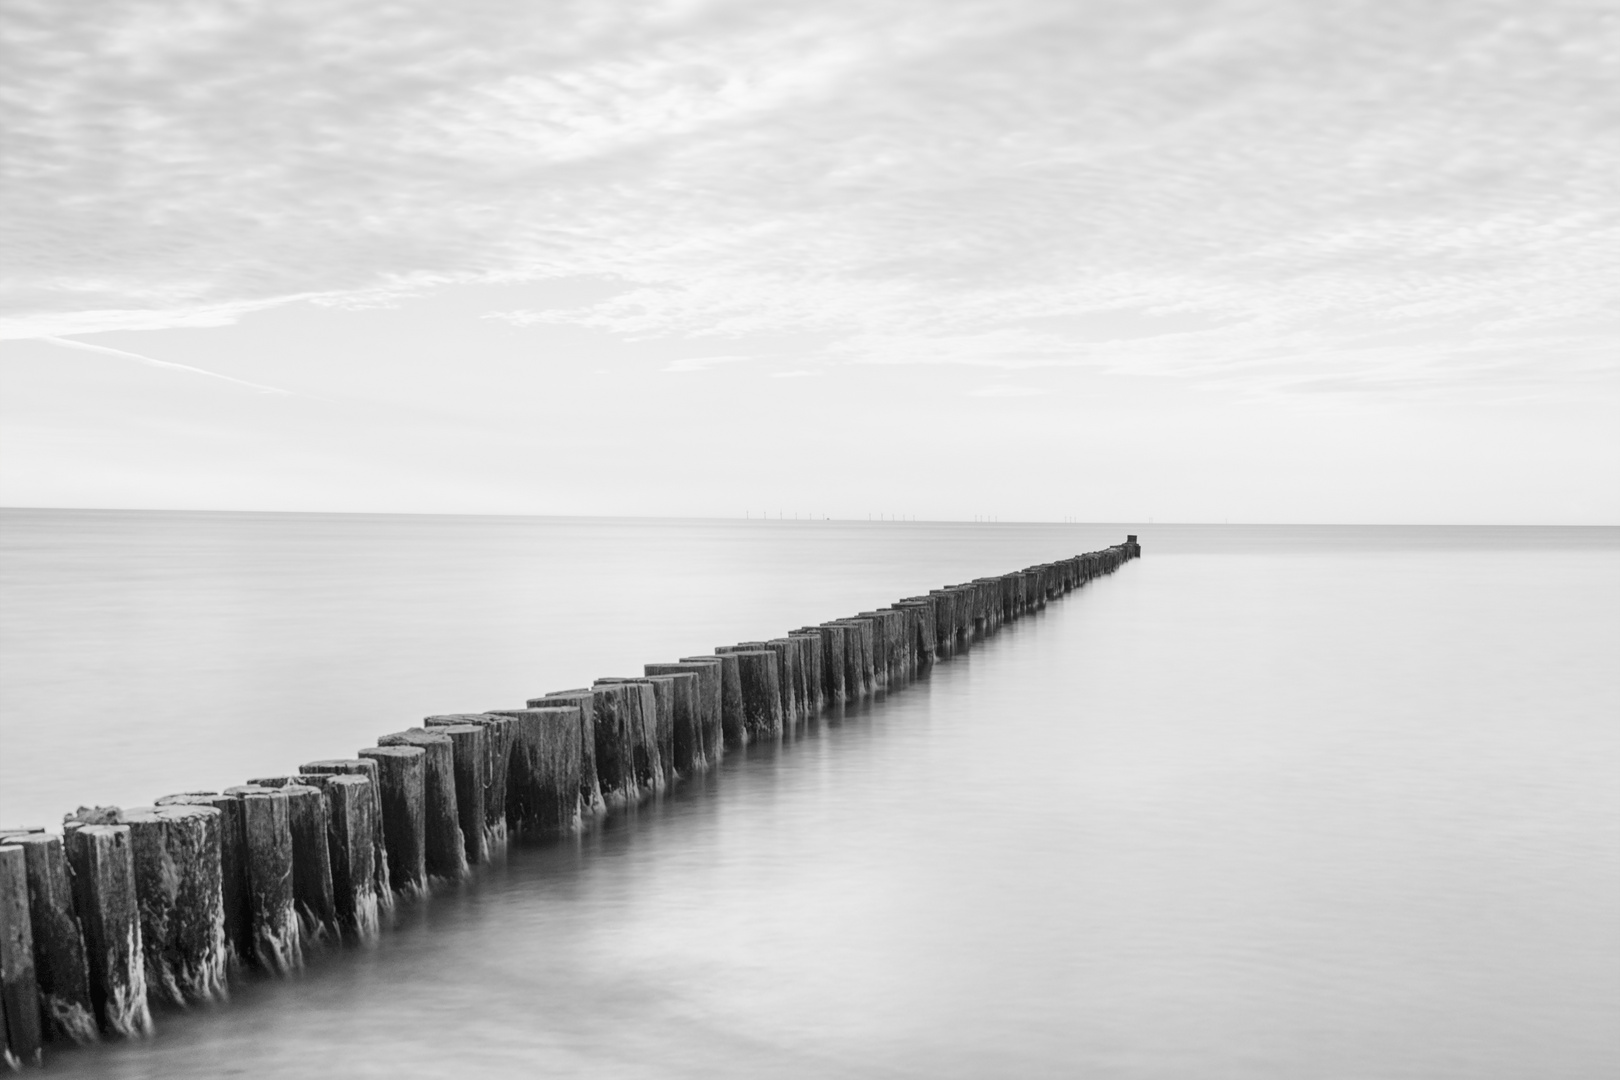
[1,0,1615,522]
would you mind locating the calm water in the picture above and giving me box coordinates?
[1,512,1616,1079]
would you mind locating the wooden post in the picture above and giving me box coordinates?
[896,598,938,664]
[727,649,783,739]
[607,680,664,798]
[822,622,864,700]
[320,775,379,942]
[546,685,628,808]
[764,639,808,726]
[0,845,43,1066]
[858,611,901,687]
[597,678,676,787]
[832,619,876,697]
[155,793,249,968]
[423,723,488,865]
[225,788,301,974]
[425,713,514,853]
[298,759,394,909]
[677,655,735,754]
[789,633,825,715]
[376,730,466,881]
[528,691,608,818]
[64,825,151,1038]
[242,781,337,942]
[485,707,584,834]
[803,625,847,706]
[641,667,708,774]
[0,834,95,1044]
[355,746,427,896]
[117,806,228,1006]
[856,616,888,691]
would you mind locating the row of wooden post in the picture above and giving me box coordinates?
[0,538,1139,1068]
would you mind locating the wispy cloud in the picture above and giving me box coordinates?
[38,337,295,395]
[3,0,1614,399]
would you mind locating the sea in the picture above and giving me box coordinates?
[1,510,1616,1079]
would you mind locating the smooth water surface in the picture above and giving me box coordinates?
[2,513,1616,1078]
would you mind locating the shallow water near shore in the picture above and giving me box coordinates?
[2,513,1617,1078]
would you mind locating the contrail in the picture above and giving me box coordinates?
[39,336,295,395]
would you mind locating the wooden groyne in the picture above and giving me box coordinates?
[0,537,1140,1069]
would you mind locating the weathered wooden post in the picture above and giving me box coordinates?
[225,787,301,974]
[602,674,691,777]
[858,610,903,686]
[726,649,783,739]
[0,834,95,1044]
[486,707,584,833]
[822,621,865,699]
[546,685,633,808]
[587,680,655,801]
[680,653,742,749]
[765,638,809,725]
[612,680,664,797]
[857,616,889,692]
[416,723,488,866]
[118,805,227,1006]
[476,710,543,834]
[904,596,939,662]
[154,793,249,967]
[297,759,393,910]
[883,609,909,683]
[663,658,725,760]
[929,589,957,655]
[64,825,151,1038]
[316,775,379,941]
[242,780,338,941]
[802,625,846,706]
[720,642,788,726]
[834,619,877,697]
[426,713,514,852]
[376,729,466,881]
[355,746,428,896]
[642,665,712,773]
[527,691,609,817]
[0,845,43,1065]
[787,633,824,715]
[597,678,672,788]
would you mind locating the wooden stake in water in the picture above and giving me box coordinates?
[0,845,44,1066]
[64,824,151,1038]
[118,805,228,1005]
[425,713,514,853]
[727,649,784,740]
[486,707,585,834]
[526,691,607,820]
[298,759,394,910]
[225,787,302,974]
[155,793,250,968]
[321,775,380,941]
[355,746,428,896]
[376,730,466,881]
[241,781,338,942]
[419,723,489,865]
[1,833,96,1045]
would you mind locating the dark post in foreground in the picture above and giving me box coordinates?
[64,825,151,1038]
[1,833,96,1045]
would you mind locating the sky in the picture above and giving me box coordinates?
[1,0,1615,523]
